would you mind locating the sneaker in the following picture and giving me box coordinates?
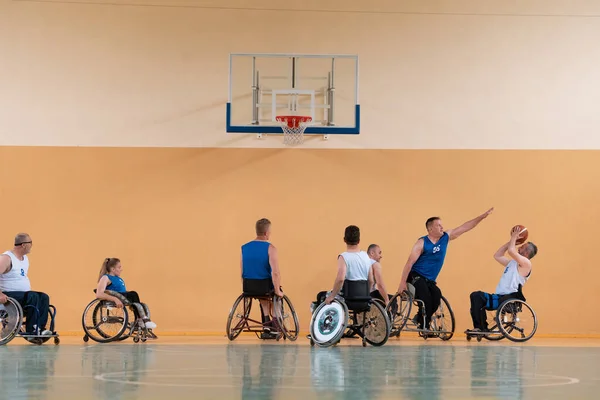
[144,321,157,330]
[41,330,53,336]
[260,332,279,340]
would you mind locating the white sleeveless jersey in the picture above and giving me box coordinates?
[0,251,31,292]
[495,260,528,295]
[340,251,372,281]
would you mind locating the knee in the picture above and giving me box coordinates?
[39,292,50,303]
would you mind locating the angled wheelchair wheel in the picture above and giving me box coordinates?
[274,295,299,341]
[0,298,23,345]
[430,296,455,341]
[226,294,252,341]
[363,300,391,347]
[309,299,348,348]
[386,291,412,337]
[496,299,537,342]
[82,299,129,343]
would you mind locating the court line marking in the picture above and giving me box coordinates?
[95,367,580,389]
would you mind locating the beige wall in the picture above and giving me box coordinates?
[0,147,599,335]
[2,0,600,149]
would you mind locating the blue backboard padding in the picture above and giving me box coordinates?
[226,104,360,135]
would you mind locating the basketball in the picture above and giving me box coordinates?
[512,225,528,245]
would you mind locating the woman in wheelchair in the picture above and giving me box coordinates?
[96,257,157,330]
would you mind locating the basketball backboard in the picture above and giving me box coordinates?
[226,53,359,135]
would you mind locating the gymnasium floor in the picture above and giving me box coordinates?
[1,336,599,399]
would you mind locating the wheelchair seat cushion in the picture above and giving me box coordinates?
[243,278,274,297]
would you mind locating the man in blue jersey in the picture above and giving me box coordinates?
[241,218,283,338]
[396,208,493,329]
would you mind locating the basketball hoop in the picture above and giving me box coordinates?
[276,115,312,146]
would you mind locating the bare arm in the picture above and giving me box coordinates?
[494,242,511,266]
[0,256,11,303]
[397,239,424,293]
[507,227,532,274]
[268,245,283,296]
[325,256,347,304]
[447,207,494,240]
[368,266,375,296]
[372,262,389,305]
[95,276,124,307]
[0,255,11,274]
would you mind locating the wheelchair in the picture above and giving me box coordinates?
[465,288,538,343]
[82,290,157,343]
[309,280,391,348]
[386,283,455,341]
[226,290,300,341]
[0,297,60,346]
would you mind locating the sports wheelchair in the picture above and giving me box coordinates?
[226,289,300,341]
[309,280,391,348]
[0,297,60,346]
[465,287,538,343]
[386,283,455,341]
[82,290,157,343]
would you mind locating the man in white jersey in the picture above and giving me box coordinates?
[367,244,391,305]
[324,225,374,305]
[0,233,52,335]
[468,226,538,332]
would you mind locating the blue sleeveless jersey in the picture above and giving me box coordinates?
[105,274,127,293]
[411,232,450,281]
[241,241,272,280]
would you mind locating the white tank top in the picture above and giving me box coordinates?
[340,251,372,281]
[0,251,31,292]
[495,260,528,295]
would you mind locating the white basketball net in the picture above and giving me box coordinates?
[276,116,312,146]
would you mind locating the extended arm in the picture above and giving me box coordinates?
[447,207,494,240]
[397,239,424,293]
[325,256,347,304]
[508,227,532,272]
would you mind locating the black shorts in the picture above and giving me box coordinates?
[243,278,274,296]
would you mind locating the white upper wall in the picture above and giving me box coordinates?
[1,0,600,149]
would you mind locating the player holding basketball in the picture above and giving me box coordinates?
[396,208,494,330]
[467,226,538,332]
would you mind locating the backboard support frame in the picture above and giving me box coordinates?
[226,53,360,137]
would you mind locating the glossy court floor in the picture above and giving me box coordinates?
[1,336,599,400]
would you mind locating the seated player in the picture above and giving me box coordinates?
[96,257,157,330]
[468,226,538,332]
[323,225,374,305]
[241,218,283,339]
[396,209,493,330]
[367,244,391,305]
[0,233,54,337]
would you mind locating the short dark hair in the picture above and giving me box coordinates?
[14,233,31,246]
[425,217,440,229]
[526,242,538,259]
[344,225,360,246]
[367,244,379,253]
[255,218,271,236]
